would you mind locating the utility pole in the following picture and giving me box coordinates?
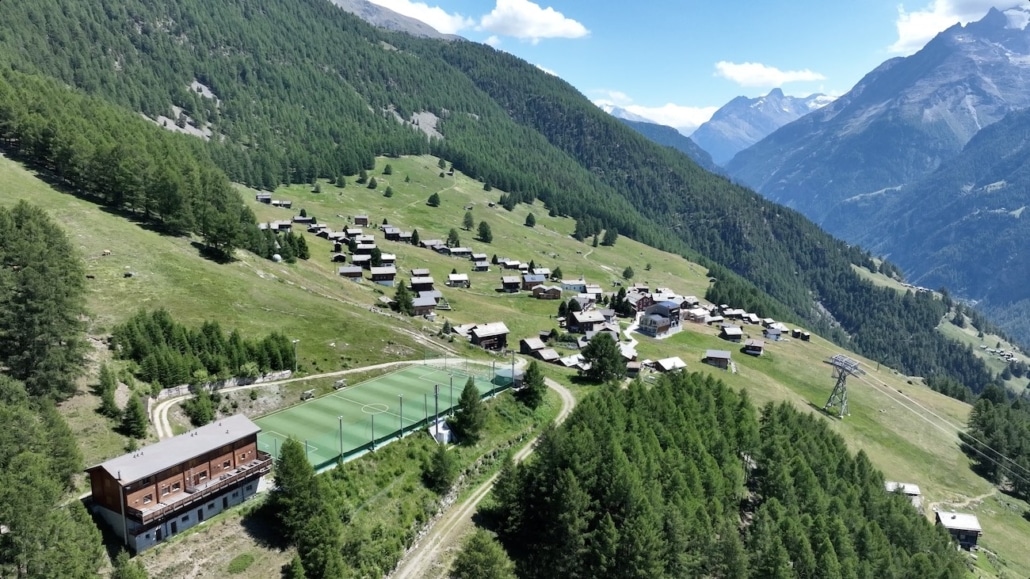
[398,395,404,438]
[434,384,440,430]
[291,339,300,373]
[449,376,454,416]
[338,415,344,459]
[370,413,376,451]
[824,354,863,418]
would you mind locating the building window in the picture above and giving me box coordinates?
[161,485,170,496]
[246,485,254,492]
[181,515,189,522]
[222,460,231,469]
[172,482,181,492]
[142,494,153,505]
[197,471,207,481]
[207,503,214,510]
[232,491,239,497]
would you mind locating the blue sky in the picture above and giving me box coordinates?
[368,0,1020,132]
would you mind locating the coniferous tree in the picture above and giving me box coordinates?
[525,212,536,227]
[384,186,394,197]
[450,530,516,579]
[98,363,120,418]
[370,247,383,267]
[451,377,486,444]
[428,192,441,207]
[411,229,420,246]
[557,300,568,317]
[520,361,547,409]
[580,333,625,384]
[383,164,393,175]
[463,210,474,231]
[423,442,458,494]
[447,228,461,248]
[269,438,321,544]
[622,266,634,280]
[120,394,148,438]
[478,221,493,243]
[602,227,618,246]
[367,177,378,189]
[394,283,414,316]
[356,169,368,184]
[284,555,306,579]
[552,266,563,280]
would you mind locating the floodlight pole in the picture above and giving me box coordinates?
[449,376,454,417]
[511,350,516,391]
[424,393,428,425]
[292,339,300,373]
[399,395,404,438]
[338,415,344,458]
[370,413,376,451]
[434,384,440,428]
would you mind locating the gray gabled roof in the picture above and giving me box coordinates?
[88,415,260,484]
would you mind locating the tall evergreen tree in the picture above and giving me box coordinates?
[120,394,148,438]
[451,377,486,445]
[478,221,493,243]
[394,283,414,316]
[463,210,474,231]
[269,438,321,544]
[520,361,546,410]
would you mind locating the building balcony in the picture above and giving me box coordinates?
[127,452,272,525]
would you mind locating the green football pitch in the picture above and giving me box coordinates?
[256,364,510,469]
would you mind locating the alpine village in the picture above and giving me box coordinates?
[2,1,1030,578]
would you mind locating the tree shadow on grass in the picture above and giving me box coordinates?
[240,500,291,551]
[189,241,234,264]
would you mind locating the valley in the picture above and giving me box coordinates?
[2,149,1028,576]
[0,0,1028,577]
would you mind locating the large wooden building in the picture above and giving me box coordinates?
[86,415,271,552]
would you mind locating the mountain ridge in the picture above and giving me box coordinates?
[690,88,832,165]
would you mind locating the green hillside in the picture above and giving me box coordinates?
[3,152,1027,576]
[0,0,1003,400]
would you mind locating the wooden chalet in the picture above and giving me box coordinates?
[519,337,546,355]
[345,227,363,238]
[655,357,687,372]
[370,266,397,286]
[500,276,521,293]
[382,226,401,241]
[353,214,369,227]
[569,310,605,333]
[86,415,271,553]
[350,254,372,269]
[411,296,437,317]
[935,512,982,550]
[522,274,547,291]
[470,322,509,351]
[410,276,435,293]
[703,350,732,370]
[743,338,765,356]
[720,324,743,342]
[472,261,491,272]
[410,268,431,277]
[379,253,397,266]
[447,273,471,288]
[292,215,315,224]
[255,192,272,203]
[338,265,363,279]
[532,285,562,300]
[536,348,561,363]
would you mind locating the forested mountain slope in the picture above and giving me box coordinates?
[615,117,720,173]
[838,107,1030,343]
[0,0,999,395]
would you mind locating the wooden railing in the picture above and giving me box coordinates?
[126,452,272,524]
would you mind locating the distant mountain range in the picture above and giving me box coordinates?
[726,6,1030,342]
[691,89,833,165]
[597,104,659,125]
[328,0,459,40]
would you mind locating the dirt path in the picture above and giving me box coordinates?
[927,490,997,514]
[151,357,504,439]
[389,377,575,579]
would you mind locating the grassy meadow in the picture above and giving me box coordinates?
[3,151,1029,576]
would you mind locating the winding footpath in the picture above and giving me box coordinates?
[389,377,575,579]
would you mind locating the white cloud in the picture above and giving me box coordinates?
[485,35,502,46]
[592,90,717,133]
[535,63,558,76]
[888,1,1020,54]
[714,61,826,88]
[367,0,474,34]
[622,103,719,133]
[479,0,589,43]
